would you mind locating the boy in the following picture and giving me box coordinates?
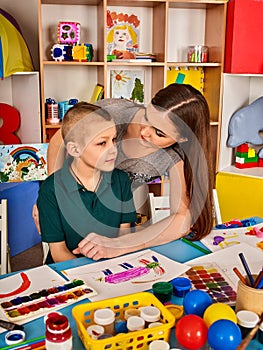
[37,102,137,263]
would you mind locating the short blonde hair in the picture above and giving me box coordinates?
[62,102,112,146]
[107,24,137,45]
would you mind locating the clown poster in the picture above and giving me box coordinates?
[106,10,140,59]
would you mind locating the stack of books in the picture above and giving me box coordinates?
[110,53,157,63]
[134,52,157,62]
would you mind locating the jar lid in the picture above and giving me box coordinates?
[127,316,145,331]
[94,308,115,325]
[149,339,170,350]
[165,304,184,322]
[140,306,161,322]
[152,282,173,295]
[236,310,259,328]
[5,330,25,345]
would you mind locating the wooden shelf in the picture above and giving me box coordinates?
[38,0,228,172]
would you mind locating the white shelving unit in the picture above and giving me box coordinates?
[219,73,263,178]
[0,72,41,143]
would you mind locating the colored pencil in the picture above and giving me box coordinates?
[238,253,254,287]
[233,267,247,285]
[14,340,45,350]
[181,238,211,255]
[253,270,263,289]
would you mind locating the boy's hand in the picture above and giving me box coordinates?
[32,204,41,233]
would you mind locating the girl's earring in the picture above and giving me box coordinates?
[179,137,188,143]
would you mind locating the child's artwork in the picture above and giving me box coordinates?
[0,265,96,332]
[62,250,189,301]
[0,143,48,182]
[182,263,237,305]
[166,66,204,93]
[106,10,140,59]
[111,70,144,103]
[201,223,263,252]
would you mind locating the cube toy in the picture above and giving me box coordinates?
[72,44,93,62]
[51,44,73,61]
[58,21,80,44]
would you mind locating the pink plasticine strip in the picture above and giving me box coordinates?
[105,267,149,284]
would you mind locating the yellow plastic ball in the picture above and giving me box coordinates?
[203,303,237,327]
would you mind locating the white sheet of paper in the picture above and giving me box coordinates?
[0,265,67,333]
[187,243,263,289]
[62,250,190,301]
[201,223,263,252]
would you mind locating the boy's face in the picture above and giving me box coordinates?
[78,120,117,172]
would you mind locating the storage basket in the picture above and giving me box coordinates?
[72,292,175,350]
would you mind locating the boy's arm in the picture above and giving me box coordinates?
[49,241,76,262]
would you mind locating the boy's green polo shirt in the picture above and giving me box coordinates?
[37,158,137,262]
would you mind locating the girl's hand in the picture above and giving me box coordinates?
[72,233,125,260]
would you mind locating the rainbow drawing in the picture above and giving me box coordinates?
[0,143,48,182]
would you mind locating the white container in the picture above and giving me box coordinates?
[149,339,170,350]
[140,306,161,325]
[127,316,145,332]
[124,308,141,320]
[94,308,115,335]
[86,325,104,339]
[236,310,259,339]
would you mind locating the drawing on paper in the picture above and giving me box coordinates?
[201,223,263,252]
[106,10,140,59]
[62,250,190,301]
[111,70,144,103]
[97,255,165,284]
[0,143,48,182]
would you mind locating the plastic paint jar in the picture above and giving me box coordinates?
[124,308,141,320]
[149,339,170,350]
[94,308,115,335]
[86,324,104,339]
[45,314,72,350]
[140,306,161,326]
[115,318,128,334]
[127,316,145,332]
[236,310,259,339]
[152,282,173,303]
[5,330,25,345]
[171,277,191,297]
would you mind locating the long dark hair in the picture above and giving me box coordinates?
[151,83,214,240]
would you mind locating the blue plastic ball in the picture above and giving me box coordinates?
[183,290,212,317]
[208,319,242,350]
